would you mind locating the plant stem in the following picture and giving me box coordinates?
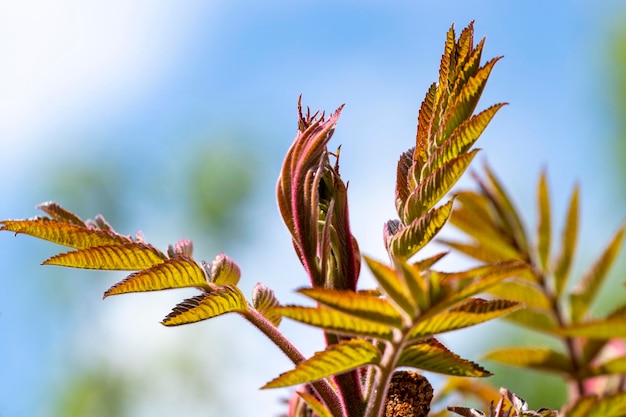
[364,333,405,417]
[243,306,345,417]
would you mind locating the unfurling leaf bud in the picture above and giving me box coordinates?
[207,253,241,286]
[167,239,194,258]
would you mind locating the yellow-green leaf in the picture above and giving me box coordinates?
[43,242,166,270]
[552,185,579,296]
[297,287,403,328]
[487,279,551,309]
[438,239,508,264]
[389,200,454,259]
[296,392,332,417]
[570,224,625,323]
[274,306,393,340]
[161,285,247,326]
[537,171,551,270]
[560,317,626,339]
[252,282,282,327]
[432,261,528,315]
[504,308,559,334]
[586,392,626,417]
[564,396,598,417]
[409,298,521,340]
[104,256,209,297]
[414,251,448,270]
[480,165,529,255]
[590,356,626,377]
[1,219,130,249]
[484,347,572,374]
[262,339,380,389]
[398,338,491,377]
[364,256,416,317]
[447,202,524,261]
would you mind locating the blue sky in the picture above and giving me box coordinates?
[1,2,625,416]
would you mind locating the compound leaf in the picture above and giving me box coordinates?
[262,339,380,389]
[161,285,247,326]
[104,256,208,297]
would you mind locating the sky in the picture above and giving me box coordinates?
[1,2,626,417]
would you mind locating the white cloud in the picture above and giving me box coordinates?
[0,1,214,151]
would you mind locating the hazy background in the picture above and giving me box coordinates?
[1,2,625,416]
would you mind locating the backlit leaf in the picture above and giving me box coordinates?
[438,240,507,264]
[403,151,477,223]
[484,347,572,374]
[447,202,523,261]
[478,165,529,255]
[428,103,506,175]
[569,224,625,323]
[297,287,403,328]
[409,298,521,340]
[104,256,208,297]
[441,57,502,143]
[389,200,454,259]
[487,279,551,309]
[161,285,247,326]
[44,242,166,270]
[432,261,527,314]
[414,251,448,270]
[586,392,626,417]
[252,282,282,327]
[261,339,380,389]
[564,396,598,417]
[504,308,559,334]
[364,256,416,316]
[274,306,393,340]
[537,171,551,270]
[398,338,491,377]
[395,147,415,216]
[36,201,86,226]
[552,185,579,296]
[560,316,626,339]
[296,392,332,417]
[1,219,130,249]
[589,356,626,376]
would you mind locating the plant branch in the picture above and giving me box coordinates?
[243,305,345,417]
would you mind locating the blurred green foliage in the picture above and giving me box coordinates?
[38,132,263,417]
